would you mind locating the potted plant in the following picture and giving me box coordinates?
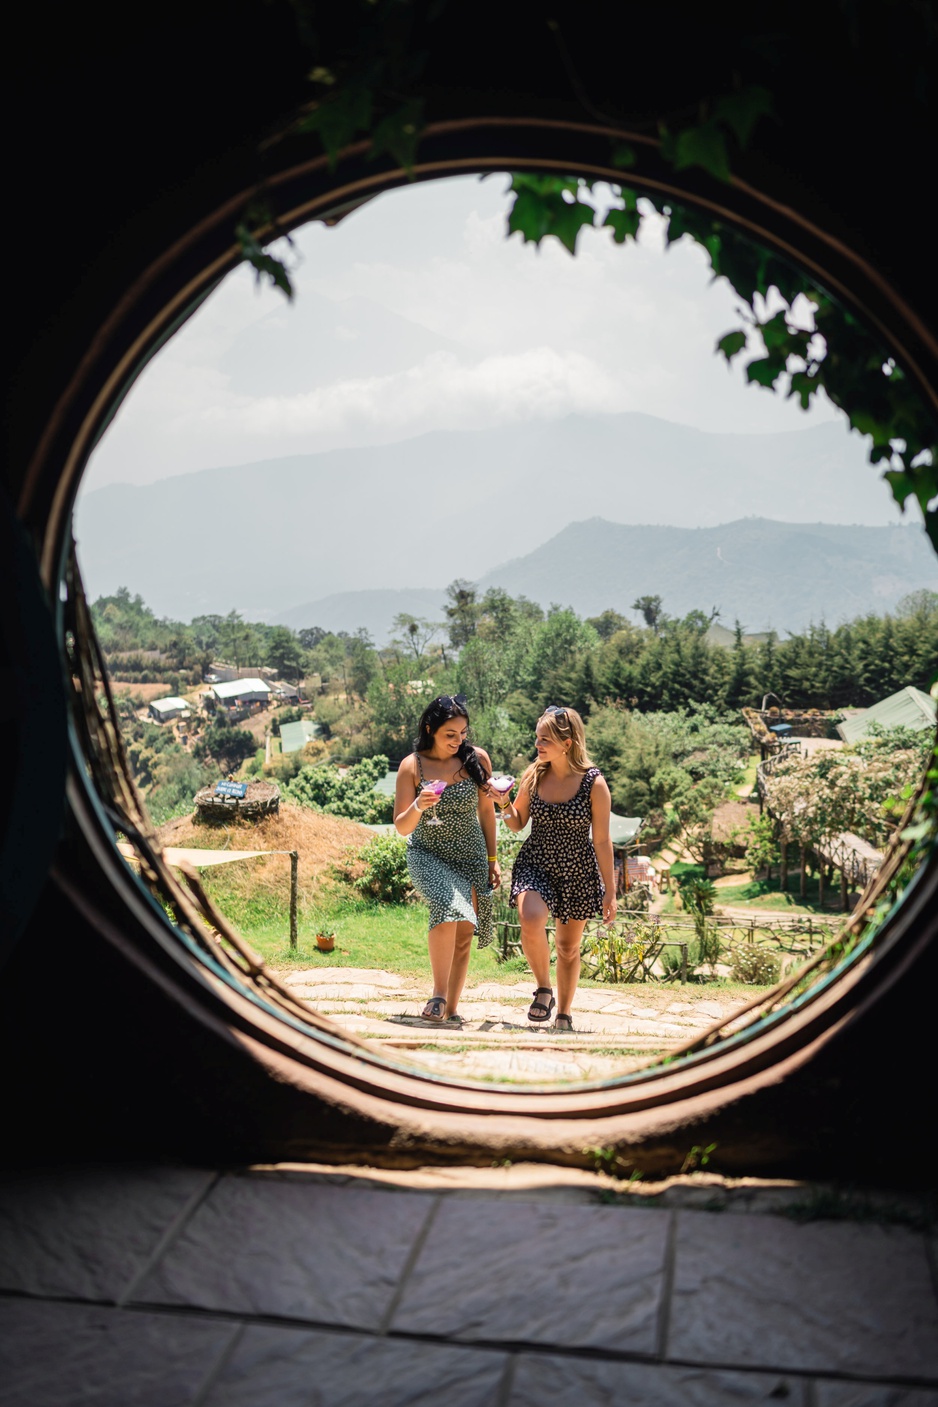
[315,931,336,953]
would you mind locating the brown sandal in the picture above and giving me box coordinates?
[421,996,447,1022]
[528,987,555,1023]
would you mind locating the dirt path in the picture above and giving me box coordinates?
[277,967,754,1084]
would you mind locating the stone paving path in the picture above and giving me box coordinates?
[278,968,756,1083]
[2,1161,936,1405]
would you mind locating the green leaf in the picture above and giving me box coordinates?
[507,176,595,254]
[716,329,747,362]
[788,370,818,409]
[296,86,373,168]
[712,86,774,147]
[883,469,916,509]
[235,223,293,301]
[672,122,732,182]
[746,355,785,389]
[369,97,425,170]
[604,205,641,244]
[612,142,636,168]
[549,198,595,254]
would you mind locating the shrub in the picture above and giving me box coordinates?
[731,947,782,985]
[343,834,414,904]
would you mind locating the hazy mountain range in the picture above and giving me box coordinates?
[74,411,934,634]
[274,518,936,639]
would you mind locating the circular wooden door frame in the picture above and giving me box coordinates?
[31,115,938,1169]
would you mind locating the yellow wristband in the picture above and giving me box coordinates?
[487,855,497,862]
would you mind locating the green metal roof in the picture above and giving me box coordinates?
[280,719,322,754]
[608,813,644,847]
[837,686,936,744]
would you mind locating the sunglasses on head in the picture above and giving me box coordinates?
[436,694,467,713]
[544,704,568,722]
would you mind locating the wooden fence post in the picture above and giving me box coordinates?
[289,850,298,951]
[800,846,806,900]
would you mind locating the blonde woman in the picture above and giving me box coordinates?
[498,706,616,1030]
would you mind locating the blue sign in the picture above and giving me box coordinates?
[215,781,247,799]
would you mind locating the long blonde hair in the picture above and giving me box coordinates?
[520,706,594,797]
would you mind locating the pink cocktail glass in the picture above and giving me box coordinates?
[422,777,446,826]
[490,774,515,818]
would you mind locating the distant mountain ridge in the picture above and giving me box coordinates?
[75,411,897,622]
[276,517,937,640]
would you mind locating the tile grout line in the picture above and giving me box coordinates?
[495,1351,518,1407]
[191,1320,246,1407]
[654,1208,679,1362]
[377,1193,443,1336]
[117,1170,221,1308]
[802,1376,818,1407]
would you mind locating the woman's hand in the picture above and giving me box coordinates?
[488,859,501,888]
[416,785,442,811]
[602,895,617,926]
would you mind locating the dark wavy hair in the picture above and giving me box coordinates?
[414,694,489,787]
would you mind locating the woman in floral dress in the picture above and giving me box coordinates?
[394,695,497,1023]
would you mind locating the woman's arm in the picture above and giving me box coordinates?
[590,774,618,924]
[474,749,500,887]
[500,775,532,833]
[394,755,431,836]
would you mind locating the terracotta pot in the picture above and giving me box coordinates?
[315,933,335,953]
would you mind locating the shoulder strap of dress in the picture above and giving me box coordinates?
[583,766,601,791]
[414,751,425,784]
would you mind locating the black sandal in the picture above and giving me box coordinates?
[421,996,447,1022]
[554,1013,574,1032]
[528,987,555,1023]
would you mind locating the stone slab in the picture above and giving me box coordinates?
[392,1196,670,1352]
[0,1297,235,1407]
[669,1210,938,1379]
[814,1382,938,1406]
[509,1353,805,1406]
[134,1175,432,1330]
[0,1164,212,1302]
[203,1322,508,1407]
[284,968,407,988]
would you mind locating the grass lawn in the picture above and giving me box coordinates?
[735,758,759,795]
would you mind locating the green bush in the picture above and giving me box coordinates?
[348,834,414,904]
[285,753,393,823]
[731,946,781,985]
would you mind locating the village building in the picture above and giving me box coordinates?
[209,678,271,718]
[147,695,191,725]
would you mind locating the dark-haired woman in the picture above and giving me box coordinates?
[498,705,616,1031]
[394,695,497,1023]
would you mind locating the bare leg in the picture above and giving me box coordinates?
[555,919,587,1018]
[446,922,475,1016]
[427,922,457,1003]
[518,890,552,992]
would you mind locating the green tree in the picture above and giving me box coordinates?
[265,625,305,681]
[632,594,666,634]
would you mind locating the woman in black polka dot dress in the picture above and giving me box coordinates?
[500,706,616,1030]
[394,695,497,1024]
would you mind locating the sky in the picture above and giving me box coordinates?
[80,173,852,494]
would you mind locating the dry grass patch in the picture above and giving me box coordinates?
[158,802,372,914]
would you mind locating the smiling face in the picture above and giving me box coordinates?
[534,720,570,766]
[429,715,468,757]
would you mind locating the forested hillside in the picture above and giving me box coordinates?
[94,581,938,781]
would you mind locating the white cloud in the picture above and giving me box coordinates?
[83,174,846,492]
